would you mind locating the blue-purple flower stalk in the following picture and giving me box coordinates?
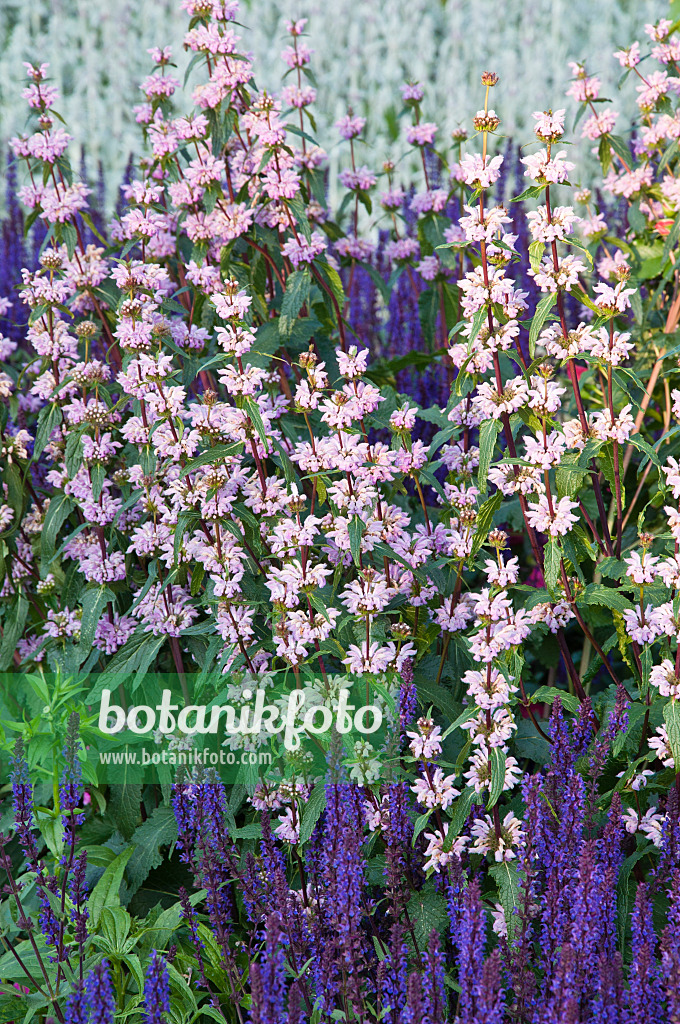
[143,950,171,1023]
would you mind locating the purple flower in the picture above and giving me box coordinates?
[172,779,198,865]
[64,982,87,1024]
[60,712,84,844]
[69,850,89,947]
[85,961,116,1024]
[477,950,504,1024]
[661,869,680,1020]
[452,880,486,1023]
[422,930,447,1024]
[10,737,41,871]
[251,913,287,1024]
[403,971,423,1024]
[382,919,409,1024]
[143,950,170,1024]
[628,885,663,1023]
[591,953,626,1024]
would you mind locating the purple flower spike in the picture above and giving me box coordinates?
[144,949,171,1024]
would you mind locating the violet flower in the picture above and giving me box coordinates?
[143,950,170,1024]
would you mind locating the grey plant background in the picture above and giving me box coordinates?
[0,0,664,208]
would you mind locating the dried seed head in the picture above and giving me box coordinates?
[481,71,499,87]
[488,529,508,550]
[39,250,63,271]
[299,349,318,370]
[75,321,98,339]
[120,299,142,319]
[473,110,500,132]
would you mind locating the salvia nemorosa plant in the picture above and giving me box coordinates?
[2,1,680,1021]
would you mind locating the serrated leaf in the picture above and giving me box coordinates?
[126,806,178,897]
[77,585,113,657]
[349,515,365,568]
[65,426,87,478]
[86,630,165,699]
[530,686,580,714]
[406,888,448,945]
[299,784,327,844]
[477,419,502,493]
[544,539,561,594]
[108,783,142,841]
[529,292,557,357]
[471,491,503,556]
[179,442,244,477]
[489,861,520,942]
[0,594,29,670]
[88,846,134,925]
[279,268,311,339]
[40,493,74,573]
[33,401,61,459]
[487,747,506,809]
[579,583,632,613]
[664,700,680,771]
[244,396,269,454]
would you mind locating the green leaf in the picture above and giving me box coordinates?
[442,787,476,849]
[511,184,546,203]
[33,401,61,459]
[349,515,365,568]
[608,134,631,167]
[244,396,270,454]
[579,583,632,613]
[627,433,660,470]
[471,491,503,556]
[529,292,557,357]
[555,454,587,499]
[108,783,142,841]
[86,630,165,699]
[663,212,680,267]
[544,539,561,594]
[664,700,680,771]
[489,861,520,942]
[179,441,244,477]
[487,747,506,809]
[0,594,29,670]
[77,585,113,657]
[279,268,311,339]
[477,419,502,493]
[40,493,75,573]
[528,240,545,274]
[530,686,580,714]
[88,846,134,925]
[126,806,179,897]
[406,888,448,945]
[598,135,612,175]
[412,810,433,847]
[65,426,88,478]
[440,705,479,741]
[299,784,327,844]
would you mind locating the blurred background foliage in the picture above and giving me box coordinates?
[0,0,665,211]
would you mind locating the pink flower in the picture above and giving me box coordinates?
[335,114,366,140]
[526,495,579,537]
[405,122,438,146]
